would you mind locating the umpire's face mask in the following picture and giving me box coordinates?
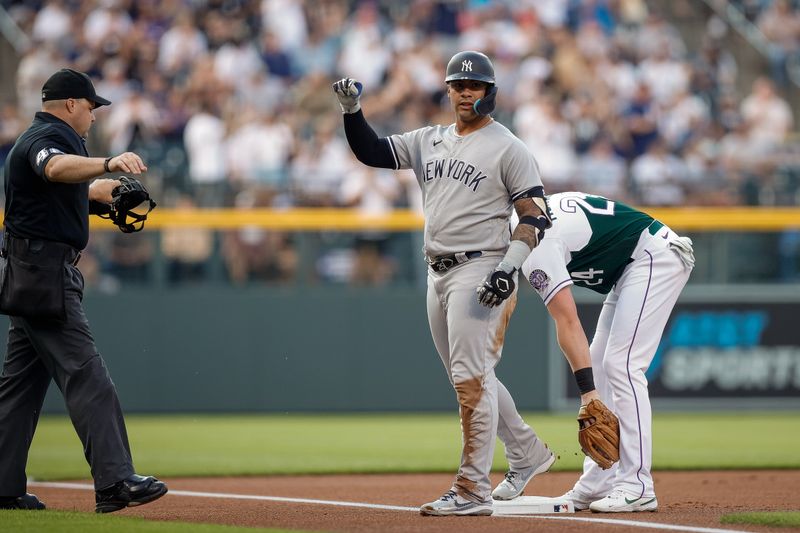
[117,198,157,233]
[99,177,158,233]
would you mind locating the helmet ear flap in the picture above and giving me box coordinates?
[473,85,497,115]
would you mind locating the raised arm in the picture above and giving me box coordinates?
[333,78,397,169]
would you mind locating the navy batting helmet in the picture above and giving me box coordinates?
[445,51,495,84]
[444,51,497,115]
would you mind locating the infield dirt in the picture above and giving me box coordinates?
[31,470,800,532]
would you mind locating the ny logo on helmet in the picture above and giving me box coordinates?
[462,60,472,72]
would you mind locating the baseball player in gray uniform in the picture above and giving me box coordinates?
[333,51,554,516]
[516,191,695,512]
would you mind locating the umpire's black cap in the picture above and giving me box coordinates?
[42,68,111,108]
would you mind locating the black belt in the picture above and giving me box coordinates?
[2,234,81,266]
[427,251,482,272]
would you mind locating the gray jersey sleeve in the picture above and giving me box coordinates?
[388,127,431,171]
[502,137,543,200]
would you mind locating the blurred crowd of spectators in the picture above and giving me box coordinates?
[731,0,800,86]
[1,0,800,287]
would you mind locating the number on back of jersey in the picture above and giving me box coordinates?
[571,268,604,286]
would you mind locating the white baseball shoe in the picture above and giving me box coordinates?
[559,489,597,511]
[589,489,658,513]
[492,449,556,500]
[419,490,493,516]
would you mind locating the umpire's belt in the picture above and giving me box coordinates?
[426,251,482,272]
[2,234,81,266]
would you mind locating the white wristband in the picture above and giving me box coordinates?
[500,240,532,272]
[340,101,361,114]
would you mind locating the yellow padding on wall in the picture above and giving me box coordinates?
[3,207,799,232]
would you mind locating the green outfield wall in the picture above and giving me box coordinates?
[0,287,552,413]
[1,284,799,413]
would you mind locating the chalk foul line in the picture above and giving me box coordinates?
[29,481,750,533]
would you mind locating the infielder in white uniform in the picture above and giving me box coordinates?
[334,51,554,516]
[517,191,695,512]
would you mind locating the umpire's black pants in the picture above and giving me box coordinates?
[0,262,134,496]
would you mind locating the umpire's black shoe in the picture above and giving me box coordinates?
[95,474,168,513]
[0,493,46,510]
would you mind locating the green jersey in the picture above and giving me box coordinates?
[521,192,663,302]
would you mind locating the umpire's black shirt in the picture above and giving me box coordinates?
[4,112,90,251]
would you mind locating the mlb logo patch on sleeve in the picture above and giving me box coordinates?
[35,147,65,167]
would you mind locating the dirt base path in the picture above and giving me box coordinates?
[30,470,800,533]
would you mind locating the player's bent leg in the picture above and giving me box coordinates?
[494,380,555,500]
[495,380,537,465]
[601,248,689,501]
[602,318,654,498]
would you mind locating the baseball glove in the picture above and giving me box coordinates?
[577,399,620,470]
[98,176,157,233]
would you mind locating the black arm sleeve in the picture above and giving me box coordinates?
[343,110,398,169]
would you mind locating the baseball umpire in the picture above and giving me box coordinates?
[334,51,554,516]
[0,68,167,513]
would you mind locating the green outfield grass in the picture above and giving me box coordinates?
[721,511,800,528]
[1,511,310,533]
[26,411,800,481]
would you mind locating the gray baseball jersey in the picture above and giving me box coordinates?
[388,121,542,258]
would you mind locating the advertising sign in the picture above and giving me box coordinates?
[566,303,800,399]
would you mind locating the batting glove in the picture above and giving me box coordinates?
[332,77,363,114]
[477,261,517,308]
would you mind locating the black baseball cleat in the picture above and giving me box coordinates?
[95,474,168,513]
[0,493,46,510]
